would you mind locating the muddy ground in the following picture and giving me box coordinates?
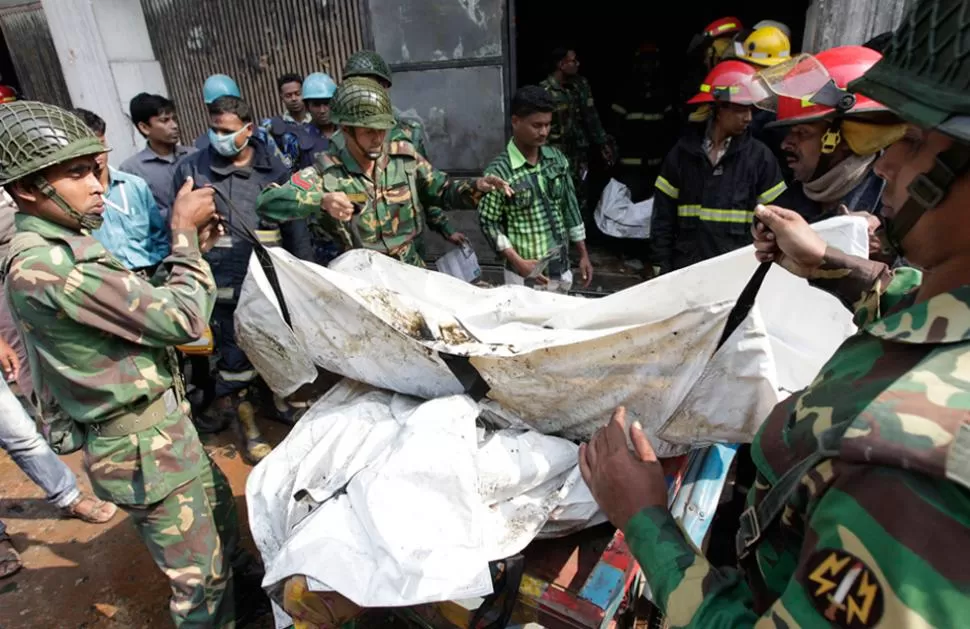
[0,421,288,629]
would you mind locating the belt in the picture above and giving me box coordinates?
[89,389,180,438]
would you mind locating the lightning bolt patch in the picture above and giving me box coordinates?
[802,548,884,628]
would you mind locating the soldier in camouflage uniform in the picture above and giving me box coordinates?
[257,77,510,267]
[0,102,260,626]
[333,50,439,259]
[540,48,614,214]
[338,50,431,156]
[579,0,970,625]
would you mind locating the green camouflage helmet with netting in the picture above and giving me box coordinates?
[330,77,396,130]
[0,101,105,185]
[343,50,393,86]
[848,0,970,143]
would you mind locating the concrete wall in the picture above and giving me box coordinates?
[40,0,167,163]
[802,0,911,52]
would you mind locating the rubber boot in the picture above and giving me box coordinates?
[234,392,272,464]
[271,394,308,426]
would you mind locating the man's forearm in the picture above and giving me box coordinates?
[573,240,589,258]
[808,246,893,323]
[502,246,524,269]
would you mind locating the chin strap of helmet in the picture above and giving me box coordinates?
[809,80,858,181]
[886,143,970,255]
[33,174,104,231]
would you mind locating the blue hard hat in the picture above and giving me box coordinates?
[302,72,338,100]
[203,74,241,104]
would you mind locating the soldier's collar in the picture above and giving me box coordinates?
[865,284,970,344]
[15,212,86,239]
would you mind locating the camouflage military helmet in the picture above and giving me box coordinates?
[0,101,105,186]
[848,0,970,143]
[330,77,396,130]
[343,50,393,86]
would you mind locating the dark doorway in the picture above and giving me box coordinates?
[513,3,809,109]
[509,2,810,278]
[513,2,808,220]
[0,29,21,96]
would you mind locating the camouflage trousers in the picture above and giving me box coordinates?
[123,452,243,628]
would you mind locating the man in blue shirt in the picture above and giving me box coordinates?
[73,109,170,274]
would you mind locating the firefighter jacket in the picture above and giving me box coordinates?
[651,128,787,272]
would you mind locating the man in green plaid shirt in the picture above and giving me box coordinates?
[479,86,593,293]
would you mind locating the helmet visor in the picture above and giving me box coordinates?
[753,53,832,112]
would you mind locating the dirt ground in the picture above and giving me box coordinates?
[0,419,289,629]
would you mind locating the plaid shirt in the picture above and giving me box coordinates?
[479,140,586,263]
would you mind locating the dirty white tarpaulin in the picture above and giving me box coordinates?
[235,216,869,453]
[246,379,599,624]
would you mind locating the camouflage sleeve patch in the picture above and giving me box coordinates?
[800,548,884,628]
[291,168,315,191]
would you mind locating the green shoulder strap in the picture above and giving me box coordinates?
[735,423,848,561]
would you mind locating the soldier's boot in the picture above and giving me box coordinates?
[233,554,272,626]
[233,392,272,464]
[249,379,307,427]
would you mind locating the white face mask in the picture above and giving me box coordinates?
[208,125,250,157]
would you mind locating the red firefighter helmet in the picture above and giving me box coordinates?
[772,46,889,126]
[687,61,761,106]
[703,17,743,39]
[0,86,17,104]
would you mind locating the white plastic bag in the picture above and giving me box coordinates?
[595,178,653,239]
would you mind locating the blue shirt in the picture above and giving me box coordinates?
[92,167,171,270]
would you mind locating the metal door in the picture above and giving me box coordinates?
[142,0,369,142]
[366,0,512,174]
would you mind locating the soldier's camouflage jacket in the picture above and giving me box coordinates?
[626,250,970,628]
[4,215,216,505]
[257,139,480,267]
[540,74,608,157]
